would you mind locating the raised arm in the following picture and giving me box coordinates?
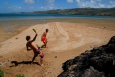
[32,34,37,42]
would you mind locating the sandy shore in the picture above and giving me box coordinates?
[0,18,115,77]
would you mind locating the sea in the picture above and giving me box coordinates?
[0,14,115,33]
[0,13,115,42]
[0,14,115,20]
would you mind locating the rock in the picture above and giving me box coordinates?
[55,56,57,58]
[81,66,105,77]
[58,36,115,77]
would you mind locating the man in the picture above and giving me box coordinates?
[26,33,44,66]
[41,29,49,48]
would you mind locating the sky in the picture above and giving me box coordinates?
[0,0,115,13]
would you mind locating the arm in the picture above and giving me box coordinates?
[32,34,37,42]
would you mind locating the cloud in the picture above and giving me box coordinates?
[76,0,80,2]
[30,7,34,9]
[40,7,44,9]
[40,7,47,9]
[75,0,115,8]
[4,2,22,10]
[24,0,34,4]
[109,1,115,8]
[67,0,74,3]
[44,0,55,7]
[40,0,55,10]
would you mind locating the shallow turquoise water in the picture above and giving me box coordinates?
[0,14,115,20]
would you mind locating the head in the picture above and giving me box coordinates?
[26,36,31,41]
[46,29,48,33]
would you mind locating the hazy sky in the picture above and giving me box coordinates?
[0,0,115,13]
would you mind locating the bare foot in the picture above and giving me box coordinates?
[40,64,44,66]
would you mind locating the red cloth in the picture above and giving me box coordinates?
[42,37,47,43]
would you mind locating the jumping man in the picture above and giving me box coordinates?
[26,34,44,66]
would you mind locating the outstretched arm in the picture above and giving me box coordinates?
[32,34,37,42]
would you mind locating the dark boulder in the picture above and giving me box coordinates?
[58,36,115,77]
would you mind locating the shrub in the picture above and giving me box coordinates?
[0,69,4,77]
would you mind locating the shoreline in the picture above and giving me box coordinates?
[0,18,115,43]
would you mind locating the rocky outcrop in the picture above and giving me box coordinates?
[58,36,115,77]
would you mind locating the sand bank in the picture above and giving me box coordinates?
[0,18,115,77]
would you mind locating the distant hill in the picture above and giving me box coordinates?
[33,8,115,16]
[2,8,115,16]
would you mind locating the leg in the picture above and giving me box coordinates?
[41,42,46,48]
[39,52,44,66]
[41,37,47,48]
[31,54,38,64]
[40,58,44,66]
[44,38,47,48]
[45,42,47,47]
[43,42,46,48]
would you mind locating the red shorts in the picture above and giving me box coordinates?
[42,37,47,43]
[34,48,44,58]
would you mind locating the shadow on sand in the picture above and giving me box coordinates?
[10,61,40,67]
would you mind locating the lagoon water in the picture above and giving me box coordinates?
[0,14,115,33]
[0,14,115,20]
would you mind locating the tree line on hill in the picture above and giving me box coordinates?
[32,8,115,16]
[3,8,115,16]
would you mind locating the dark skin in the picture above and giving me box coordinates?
[26,34,44,66]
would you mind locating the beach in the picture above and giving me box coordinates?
[0,18,115,77]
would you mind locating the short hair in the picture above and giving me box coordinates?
[26,36,30,41]
[46,29,48,32]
